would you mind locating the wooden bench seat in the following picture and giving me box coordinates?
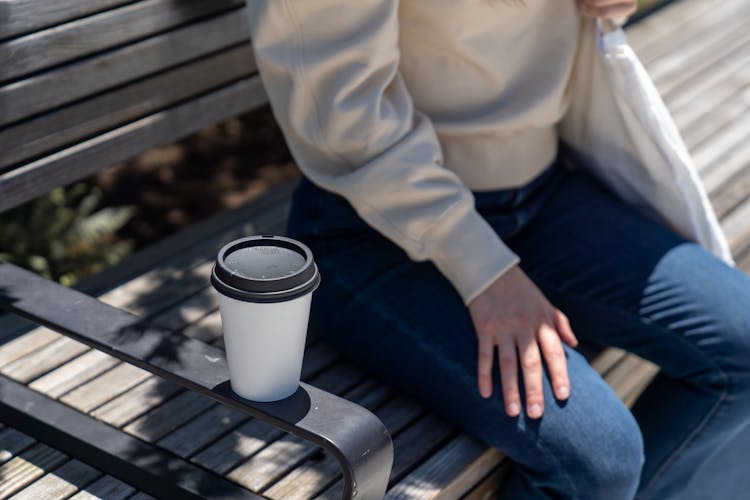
[2,0,750,497]
[0,183,660,499]
[0,423,147,499]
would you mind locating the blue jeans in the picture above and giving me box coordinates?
[285,143,750,499]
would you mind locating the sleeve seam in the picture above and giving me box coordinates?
[282,0,459,255]
[283,0,355,172]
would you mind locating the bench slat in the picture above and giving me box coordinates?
[0,76,267,212]
[0,375,262,499]
[0,0,243,82]
[461,462,512,500]
[384,435,503,500]
[0,329,60,368]
[69,475,136,500]
[60,363,152,413]
[0,45,256,170]
[0,8,249,127]
[0,0,133,40]
[90,376,183,428]
[0,427,35,465]
[1,336,89,384]
[628,0,716,55]
[9,459,100,500]
[28,349,120,399]
[0,443,68,498]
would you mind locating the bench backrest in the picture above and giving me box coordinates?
[0,0,269,213]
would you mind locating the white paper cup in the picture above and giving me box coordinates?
[210,235,321,401]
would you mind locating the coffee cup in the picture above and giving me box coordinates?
[210,235,321,401]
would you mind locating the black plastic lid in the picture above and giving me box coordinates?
[210,235,321,303]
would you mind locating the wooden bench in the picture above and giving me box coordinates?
[2,0,750,497]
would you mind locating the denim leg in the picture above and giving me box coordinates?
[509,167,750,499]
[285,174,644,500]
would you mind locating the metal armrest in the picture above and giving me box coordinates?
[0,262,393,500]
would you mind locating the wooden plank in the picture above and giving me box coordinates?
[68,475,136,500]
[589,347,628,375]
[90,376,182,428]
[0,8,249,126]
[645,6,750,93]
[191,417,285,475]
[0,375,262,500]
[60,363,151,413]
[0,428,35,464]
[628,0,718,56]
[0,443,67,499]
[1,336,89,383]
[384,435,503,500]
[122,390,215,442]
[713,165,750,220]
[0,0,133,39]
[28,349,120,399]
[603,355,661,408]
[622,364,661,409]
[680,85,750,157]
[0,45,256,170]
[691,117,749,174]
[0,0,243,81]
[665,44,750,124]
[461,462,512,500]
[737,245,750,274]
[387,416,457,486]
[0,329,60,368]
[156,403,250,458]
[9,459,100,500]
[0,75,267,213]
[632,0,749,66]
[702,134,750,198]
[721,197,750,253]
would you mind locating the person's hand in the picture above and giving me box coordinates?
[467,264,579,419]
[580,0,637,23]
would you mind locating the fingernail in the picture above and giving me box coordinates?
[529,404,542,418]
[557,385,569,399]
[508,402,520,416]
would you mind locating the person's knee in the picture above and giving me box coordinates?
[692,307,750,394]
[571,408,645,499]
[501,392,645,498]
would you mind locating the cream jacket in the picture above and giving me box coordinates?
[245,1,733,307]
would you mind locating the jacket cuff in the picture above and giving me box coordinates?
[424,200,521,307]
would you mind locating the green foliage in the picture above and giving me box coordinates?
[0,182,136,286]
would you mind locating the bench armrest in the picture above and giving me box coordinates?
[0,262,393,500]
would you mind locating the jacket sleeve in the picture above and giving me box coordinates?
[245,0,521,306]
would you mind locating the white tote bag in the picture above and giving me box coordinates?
[557,16,735,267]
